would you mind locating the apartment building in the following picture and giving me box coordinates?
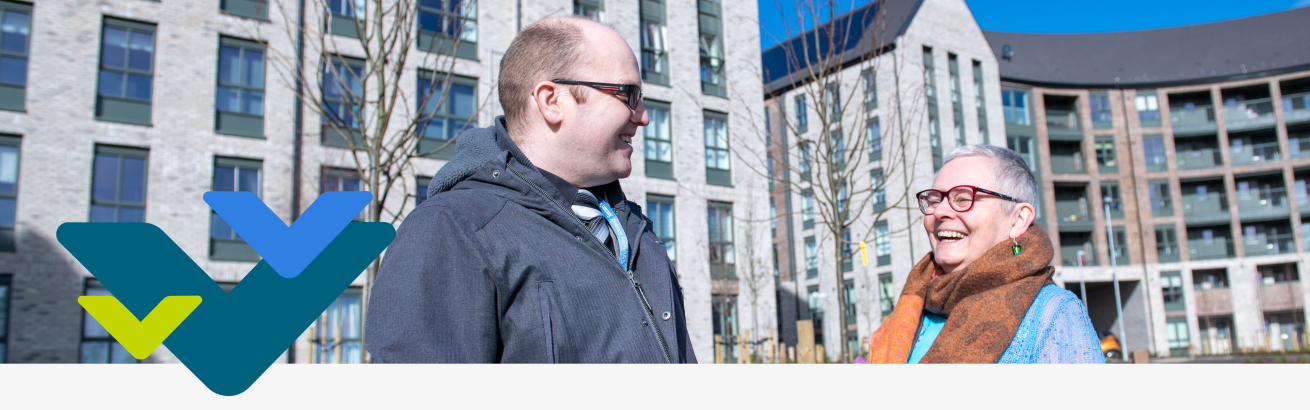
[0,0,767,364]
[762,0,1005,360]
[984,7,1310,356]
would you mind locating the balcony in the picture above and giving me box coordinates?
[1290,134,1310,159]
[1188,235,1234,261]
[1170,104,1216,136]
[1283,91,1310,125]
[1194,288,1233,316]
[1181,192,1230,225]
[1059,232,1094,266]
[1223,98,1277,132]
[1045,109,1083,140]
[1244,232,1295,257]
[1258,282,1304,312]
[1235,187,1289,221]
[1176,145,1222,170]
[1229,140,1280,166]
[1049,141,1085,174]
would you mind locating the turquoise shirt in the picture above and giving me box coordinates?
[907,284,1106,364]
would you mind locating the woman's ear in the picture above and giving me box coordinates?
[1010,203,1035,239]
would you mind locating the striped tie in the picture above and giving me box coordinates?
[572,190,613,253]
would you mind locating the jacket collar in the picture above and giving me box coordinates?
[495,120,630,214]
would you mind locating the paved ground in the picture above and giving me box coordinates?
[1104,353,1310,364]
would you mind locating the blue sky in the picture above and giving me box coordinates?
[758,0,1310,49]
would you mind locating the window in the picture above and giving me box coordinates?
[836,178,849,220]
[648,194,676,262]
[948,54,965,147]
[573,0,603,21]
[1161,271,1184,310]
[799,143,812,181]
[1101,182,1122,219]
[804,236,817,279]
[807,285,823,346]
[1008,136,1034,171]
[1090,92,1112,128]
[644,100,673,179]
[878,273,894,317]
[1143,135,1166,172]
[81,281,138,363]
[215,37,266,138]
[417,72,477,159]
[823,84,840,122]
[875,220,890,266]
[0,136,15,251]
[223,0,269,20]
[842,229,852,272]
[1156,225,1178,263]
[801,191,814,230]
[764,108,772,143]
[1136,91,1160,126]
[1094,137,1116,173]
[862,69,877,110]
[704,111,731,186]
[210,157,262,261]
[1257,263,1299,285]
[1193,268,1228,289]
[697,0,725,97]
[843,278,856,326]
[639,0,667,85]
[0,1,30,112]
[707,202,734,279]
[96,18,155,125]
[1002,89,1030,125]
[829,129,845,170]
[871,168,885,213]
[711,294,738,363]
[322,168,366,221]
[795,95,808,134]
[310,288,362,363]
[1149,180,1172,217]
[0,274,8,363]
[415,176,432,206]
[924,46,942,170]
[769,200,776,238]
[321,56,364,147]
[972,61,989,144]
[328,0,364,38]
[417,0,477,60]
[1165,318,1189,357]
[90,146,148,223]
[867,117,881,162]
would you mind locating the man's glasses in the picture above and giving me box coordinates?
[551,79,643,111]
[916,185,1020,215]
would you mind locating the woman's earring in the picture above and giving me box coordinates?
[1011,237,1023,255]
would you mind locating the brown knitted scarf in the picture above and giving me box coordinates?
[866,226,1056,363]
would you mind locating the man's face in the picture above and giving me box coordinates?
[561,26,649,187]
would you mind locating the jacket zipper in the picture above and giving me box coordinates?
[507,165,675,363]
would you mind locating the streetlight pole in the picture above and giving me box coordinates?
[1076,250,1088,310]
[1105,197,1128,357]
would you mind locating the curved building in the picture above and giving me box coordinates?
[984,7,1310,358]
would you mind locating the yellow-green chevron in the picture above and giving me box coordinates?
[78,295,202,360]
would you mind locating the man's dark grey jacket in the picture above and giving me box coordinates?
[366,117,696,363]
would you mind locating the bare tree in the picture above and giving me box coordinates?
[258,0,489,362]
[736,198,774,363]
[730,0,929,360]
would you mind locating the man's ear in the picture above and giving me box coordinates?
[533,81,569,126]
[1010,203,1035,238]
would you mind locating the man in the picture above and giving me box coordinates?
[365,17,696,363]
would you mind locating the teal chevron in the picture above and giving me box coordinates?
[57,222,394,396]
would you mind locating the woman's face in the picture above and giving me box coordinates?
[923,156,1021,274]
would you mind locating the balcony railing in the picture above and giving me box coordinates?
[1181,192,1229,225]
[1050,153,1085,174]
[1244,232,1295,257]
[1223,98,1277,131]
[1059,244,1094,266]
[1188,237,1234,260]
[1176,147,1222,170]
[1229,141,1280,166]
[1170,104,1216,136]
[1055,199,1092,230]
[1289,135,1310,159]
[1235,187,1289,221]
[1045,109,1082,138]
[1283,91,1310,124]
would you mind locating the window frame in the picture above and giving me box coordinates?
[309,287,364,363]
[327,0,364,38]
[703,110,731,186]
[972,60,989,144]
[647,194,676,263]
[794,94,808,134]
[95,18,157,126]
[696,0,725,97]
[878,273,894,317]
[0,274,9,363]
[89,145,149,223]
[875,220,890,266]
[0,135,17,251]
[638,0,668,85]
[867,116,881,162]
[0,1,31,112]
[804,236,817,279]
[215,37,267,138]
[573,0,604,21]
[209,157,263,261]
[321,55,366,148]
[862,69,877,110]
[1094,136,1117,173]
[1161,271,1185,310]
[1089,92,1112,128]
[643,99,673,179]
[707,201,735,280]
[416,0,478,60]
[416,71,478,160]
[321,167,366,221]
[80,279,140,363]
[1156,225,1179,263]
[415,176,432,206]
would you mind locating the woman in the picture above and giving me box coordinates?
[866,144,1103,363]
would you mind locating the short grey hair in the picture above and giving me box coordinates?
[941,144,1038,212]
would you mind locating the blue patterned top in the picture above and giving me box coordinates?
[909,284,1106,364]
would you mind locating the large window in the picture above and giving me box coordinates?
[417,72,477,160]
[90,146,148,223]
[417,0,477,60]
[795,95,808,134]
[574,0,604,21]
[210,158,262,261]
[415,176,432,206]
[798,143,812,181]
[81,281,138,363]
[96,18,155,126]
[875,220,890,266]
[1143,135,1166,172]
[878,273,894,317]
[1101,182,1123,219]
[1008,136,1035,171]
[1149,180,1172,217]
[1165,317,1189,357]
[867,117,881,162]
[223,0,269,20]
[644,100,673,179]
[327,0,364,37]
[808,285,823,346]
[707,202,735,279]
[1095,137,1116,173]
[697,0,725,97]
[1090,92,1112,128]
[322,167,365,221]
[0,274,8,363]
[972,60,989,144]
[704,111,731,186]
[804,236,817,279]
[639,0,667,85]
[948,54,965,147]
[1161,271,1184,311]
[712,295,738,363]
[321,56,364,148]
[0,1,30,112]
[1156,225,1179,263]
[923,46,941,170]
[216,37,266,138]
[0,135,16,251]
[310,288,362,363]
[1002,89,1030,125]
[841,229,852,272]
[801,190,814,230]
[862,69,876,110]
[1136,91,1160,126]
[871,168,885,212]
[823,84,840,122]
[647,194,676,262]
